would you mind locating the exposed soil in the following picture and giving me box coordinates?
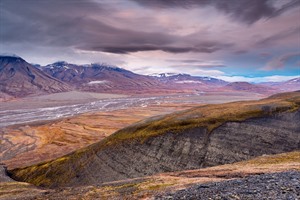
[0,102,197,169]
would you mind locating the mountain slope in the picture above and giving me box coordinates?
[154,73,227,86]
[268,77,300,92]
[41,62,166,94]
[42,63,231,94]
[223,81,277,94]
[9,91,300,187]
[0,56,71,97]
[152,73,228,91]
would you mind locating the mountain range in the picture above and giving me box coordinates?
[0,55,299,99]
[41,61,167,94]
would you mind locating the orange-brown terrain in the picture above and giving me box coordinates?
[1,90,263,169]
[1,102,197,169]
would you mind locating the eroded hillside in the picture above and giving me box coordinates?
[8,92,300,188]
[1,151,299,200]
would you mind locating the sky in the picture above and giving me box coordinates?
[0,0,300,82]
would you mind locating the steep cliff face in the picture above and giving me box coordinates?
[9,92,300,187]
[46,110,300,186]
[203,110,300,167]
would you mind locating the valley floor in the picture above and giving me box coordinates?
[0,90,263,169]
[0,90,264,127]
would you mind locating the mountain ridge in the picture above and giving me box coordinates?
[0,56,71,97]
[1,55,299,98]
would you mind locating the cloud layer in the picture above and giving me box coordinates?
[133,0,283,24]
[264,52,300,70]
[0,0,299,79]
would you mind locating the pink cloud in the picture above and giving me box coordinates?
[263,52,300,70]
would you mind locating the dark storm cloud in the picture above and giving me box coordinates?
[83,42,230,54]
[1,0,107,44]
[270,0,300,17]
[0,0,230,54]
[133,0,300,24]
[1,0,299,62]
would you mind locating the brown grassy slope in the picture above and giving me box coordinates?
[105,91,300,145]
[1,151,299,200]
[8,91,300,187]
[2,102,196,170]
[71,151,300,200]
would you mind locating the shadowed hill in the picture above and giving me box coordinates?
[0,56,71,97]
[9,91,300,187]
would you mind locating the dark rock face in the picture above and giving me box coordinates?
[0,164,14,182]
[76,128,209,185]
[203,110,300,166]
[25,110,299,187]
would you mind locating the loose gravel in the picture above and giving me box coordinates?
[156,171,300,200]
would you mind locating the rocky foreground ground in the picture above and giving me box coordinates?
[0,151,299,200]
[156,171,300,200]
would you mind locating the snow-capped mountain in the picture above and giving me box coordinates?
[152,73,228,87]
[260,77,300,92]
[3,55,297,98]
[150,73,187,78]
[40,62,165,94]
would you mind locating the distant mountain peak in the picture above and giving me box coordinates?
[287,77,300,82]
[45,61,72,70]
[91,63,122,70]
[150,73,189,77]
[52,61,69,65]
[0,57,70,97]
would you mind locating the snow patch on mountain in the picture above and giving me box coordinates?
[176,80,203,84]
[87,80,110,84]
[150,73,184,77]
